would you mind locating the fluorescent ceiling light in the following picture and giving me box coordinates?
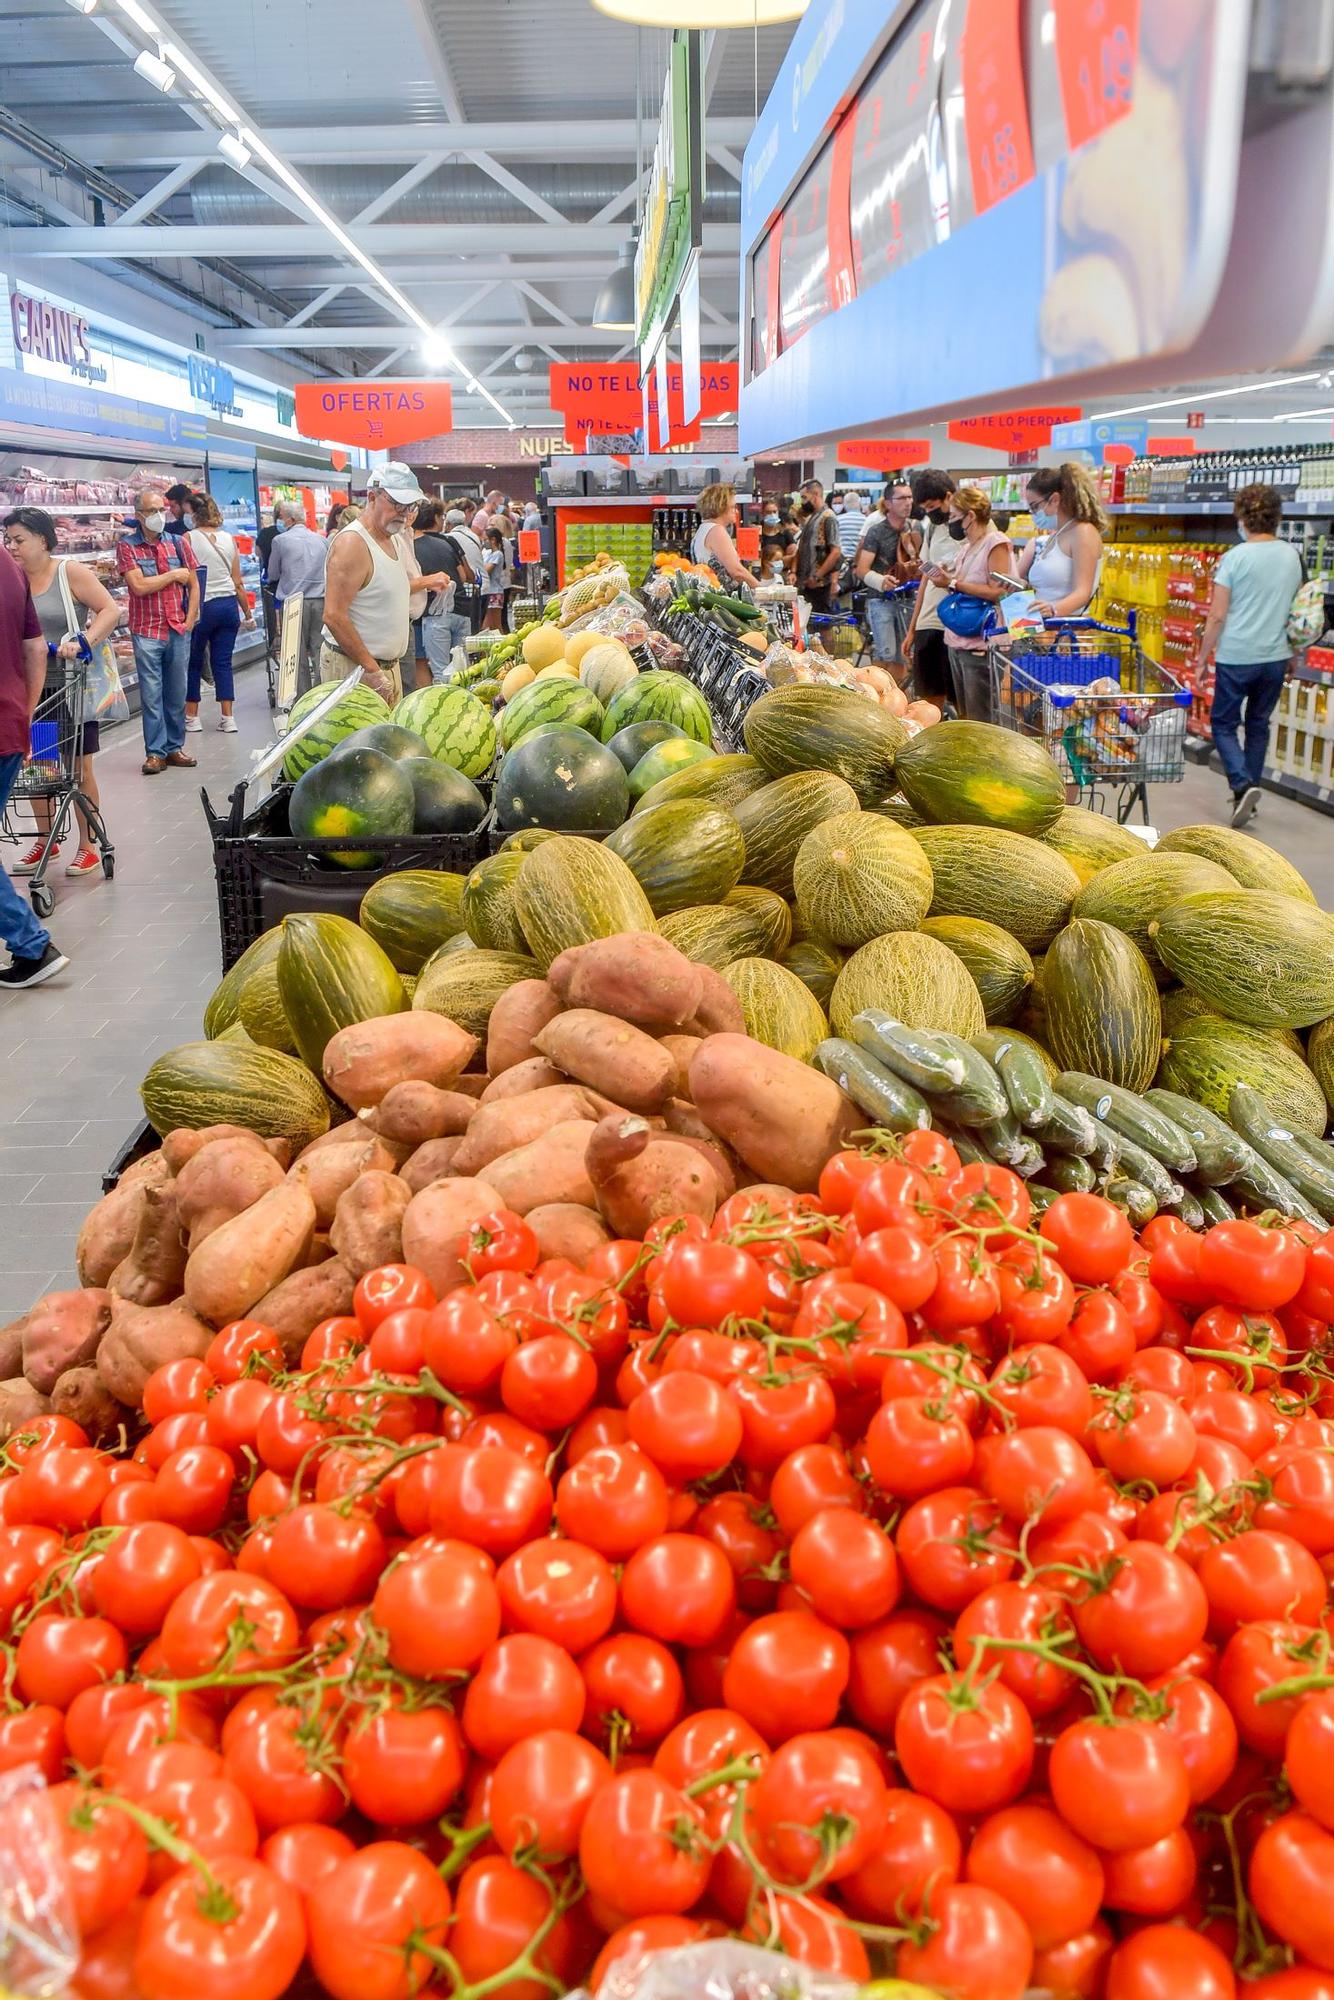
[217,132,251,169]
[132,47,174,90]
[1089,373,1321,420]
[421,334,452,368]
[64,0,98,14]
[591,0,808,22]
[109,0,158,30]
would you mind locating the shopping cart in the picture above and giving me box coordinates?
[987,616,1193,823]
[6,645,115,917]
[808,580,917,668]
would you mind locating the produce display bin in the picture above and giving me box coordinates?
[101,1117,158,1193]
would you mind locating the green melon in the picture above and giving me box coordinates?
[1307,1018,1334,1121]
[780,938,844,1009]
[628,737,714,801]
[608,721,688,773]
[721,957,828,1063]
[658,892,793,969]
[604,801,746,916]
[497,828,562,854]
[281,682,393,783]
[512,836,656,969]
[462,851,528,952]
[600,671,713,745]
[723,887,793,958]
[236,959,299,1056]
[830,931,987,1042]
[743,684,907,804]
[358,871,467,974]
[288,747,415,868]
[495,729,630,832]
[1035,806,1150,886]
[1072,852,1237,972]
[1041,918,1162,1093]
[893,720,1065,834]
[1155,823,1316,902]
[413,949,539,1037]
[913,825,1080,951]
[1160,1019,1327,1138]
[920,917,1034,1026]
[1160,990,1303,1058]
[141,1041,330,1151]
[276,913,406,1072]
[499,676,604,752]
[631,752,771,819]
[793,811,934,946]
[733,772,861,899]
[203,926,283,1039]
[1151,891,1334,1030]
[391,684,497,779]
[868,794,927,830]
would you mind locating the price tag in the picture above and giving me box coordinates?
[517,529,541,565]
[735,524,760,561]
[961,0,1036,218]
[1053,0,1139,154]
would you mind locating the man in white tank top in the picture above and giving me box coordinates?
[320,461,427,704]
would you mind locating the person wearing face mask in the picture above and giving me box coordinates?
[264,500,328,698]
[925,485,1015,721]
[117,488,201,775]
[319,461,428,705]
[1016,462,1107,618]
[901,470,957,706]
[164,484,195,533]
[855,480,921,679]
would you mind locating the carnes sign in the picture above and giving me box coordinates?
[294,381,454,451]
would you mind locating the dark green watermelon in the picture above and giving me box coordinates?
[402,756,486,835]
[289,746,415,868]
[332,722,427,765]
[607,720,688,773]
[495,728,630,832]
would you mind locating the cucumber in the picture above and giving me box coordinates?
[1034,1093,1099,1158]
[1086,1123,1121,1175]
[1102,1131,1179,1206]
[1175,1188,1207,1231]
[924,1033,1011,1128]
[977,1107,1032,1167]
[852,1012,967,1094]
[1194,1183,1237,1225]
[1227,1144,1326,1227]
[972,1030,1055,1129]
[1143,1088,1251,1186]
[1046,1153,1097,1194]
[1229,1082,1334,1221]
[1057,1072,1198,1175]
[939,1125,991,1167]
[816,1039,930,1134]
[1027,1183,1059,1215]
[1106,1179,1158,1226]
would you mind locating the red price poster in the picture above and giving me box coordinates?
[517,530,541,564]
[960,0,1035,218]
[1054,0,1139,154]
[735,524,760,561]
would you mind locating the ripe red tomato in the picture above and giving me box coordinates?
[789,1508,900,1629]
[851,1226,939,1310]
[620,1533,736,1649]
[91,1521,201,1635]
[135,1856,305,2000]
[581,1632,684,1751]
[579,1768,710,1915]
[895,1882,1034,2000]
[1040,1192,1134,1285]
[1048,1718,1190,1852]
[1250,1812,1334,1970]
[895,1672,1034,1814]
[1199,1219,1307,1311]
[1072,1540,1209,1679]
[496,1538,617,1654]
[461,1632,586,1761]
[627,1372,743,1482]
[306,1840,451,2000]
[343,1703,468,1827]
[1104,1924,1238,2000]
[489,1728,611,1860]
[653,1238,768,1328]
[965,1800,1105,1950]
[722,1610,850,1743]
[221,1689,344,1834]
[353,1263,436,1334]
[749,1730,887,1884]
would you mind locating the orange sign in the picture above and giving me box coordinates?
[735,524,761,560]
[548,363,738,450]
[517,529,542,565]
[294,380,453,452]
[947,407,1083,452]
[961,0,1036,217]
[838,440,932,470]
[1147,437,1197,455]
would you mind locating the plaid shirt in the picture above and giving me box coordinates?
[116,529,197,639]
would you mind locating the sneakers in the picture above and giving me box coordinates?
[218,715,238,733]
[65,848,100,877]
[1230,785,1261,828]
[12,842,56,875]
[0,941,68,989]
[184,714,203,733]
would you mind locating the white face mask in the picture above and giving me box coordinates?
[143,512,165,534]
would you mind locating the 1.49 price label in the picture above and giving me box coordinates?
[1054,0,1139,153]
[961,0,1036,218]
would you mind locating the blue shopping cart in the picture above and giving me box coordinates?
[7,642,115,917]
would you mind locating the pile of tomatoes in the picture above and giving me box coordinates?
[6,1136,1334,2000]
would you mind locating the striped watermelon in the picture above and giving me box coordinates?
[281,683,392,782]
[391,685,497,780]
[498,677,603,752]
[600,671,713,746]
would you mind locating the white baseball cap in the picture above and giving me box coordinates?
[366,461,427,504]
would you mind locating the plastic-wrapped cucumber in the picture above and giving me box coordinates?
[928,1033,1013,1126]
[1046,1153,1097,1194]
[971,1030,1055,1129]
[1104,1131,1179,1206]
[977,1107,1033,1167]
[1176,1187,1207,1231]
[1057,1072,1198,1175]
[1086,1122,1121,1175]
[1194,1184,1237,1224]
[851,1013,966,1093]
[1027,1182,1059,1215]
[1106,1179,1158,1226]
[1034,1093,1099,1158]
[1228,1082,1334,1221]
[1143,1088,1251,1185]
[1227,1144,1326,1227]
[940,1125,992,1167]
[816,1039,930,1133]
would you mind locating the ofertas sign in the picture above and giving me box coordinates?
[294,381,453,451]
[947,407,1084,452]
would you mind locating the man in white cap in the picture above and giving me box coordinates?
[319,461,426,703]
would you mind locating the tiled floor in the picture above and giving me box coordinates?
[3,668,1333,1320]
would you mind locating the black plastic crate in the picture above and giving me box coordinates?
[709,665,771,751]
[204,783,492,971]
[103,1117,157,1192]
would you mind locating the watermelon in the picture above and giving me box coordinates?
[499,678,603,752]
[392,684,496,780]
[495,729,630,832]
[288,747,415,868]
[400,756,486,835]
[628,736,713,800]
[332,722,427,766]
[608,720,688,773]
[281,682,392,782]
[600,671,713,746]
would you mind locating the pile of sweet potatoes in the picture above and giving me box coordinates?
[0,931,861,1437]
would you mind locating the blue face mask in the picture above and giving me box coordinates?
[1032,504,1056,529]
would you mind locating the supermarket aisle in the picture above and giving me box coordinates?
[0,666,273,1317]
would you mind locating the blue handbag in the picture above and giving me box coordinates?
[937,590,993,639]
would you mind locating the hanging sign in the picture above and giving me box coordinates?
[735,524,761,560]
[517,529,542,565]
[1053,0,1139,154]
[294,380,453,451]
[1050,416,1148,461]
[1147,436,1197,456]
[837,439,931,470]
[960,0,1037,218]
[548,363,737,445]
[947,407,1083,452]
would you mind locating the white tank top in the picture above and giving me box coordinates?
[1029,519,1101,611]
[336,519,410,659]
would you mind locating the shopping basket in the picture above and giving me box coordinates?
[987,617,1192,823]
[2,645,115,918]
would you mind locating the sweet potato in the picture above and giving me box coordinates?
[162,1123,274,1172]
[586,1115,722,1236]
[400,1138,465,1194]
[21,1287,112,1395]
[482,1122,596,1215]
[547,934,703,1031]
[689,1034,860,1192]
[329,1171,413,1277]
[108,1183,189,1308]
[289,1136,398,1230]
[50,1367,124,1444]
[76,1153,170,1288]
[525,1203,610,1266]
[97,1298,213,1407]
[451,1086,600,1177]
[454,1073,490,1099]
[684,966,746,1038]
[176,1136,286,1251]
[478,1058,567,1104]
[363,1083,477,1146]
[534,1010,677,1115]
[183,1182,317,1326]
[0,1378,50,1441]
[485,980,564,1076]
[659,1035,704,1100]
[0,1316,24,1381]
[251,1258,356,1363]
[400,1177,504,1296]
[323,1013,478,1110]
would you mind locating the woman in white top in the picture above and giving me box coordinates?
[690,483,753,591]
[1016,462,1107,619]
[184,491,255,733]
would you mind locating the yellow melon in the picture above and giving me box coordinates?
[500,663,535,700]
[522,625,567,671]
[564,629,604,669]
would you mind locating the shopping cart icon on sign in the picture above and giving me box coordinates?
[986,616,1193,823]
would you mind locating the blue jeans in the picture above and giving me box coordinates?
[188,597,240,704]
[423,612,470,681]
[1211,658,1286,793]
[867,591,902,664]
[0,754,51,961]
[133,629,190,758]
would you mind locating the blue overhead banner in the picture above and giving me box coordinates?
[1050,418,1149,461]
[0,365,209,450]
